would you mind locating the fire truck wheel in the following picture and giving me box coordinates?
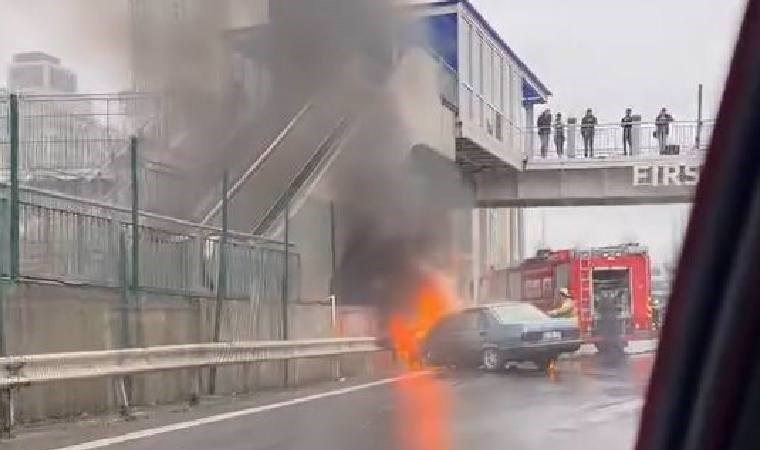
[482,348,503,372]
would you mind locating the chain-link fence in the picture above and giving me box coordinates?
[0,93,162,181]
[0,93,298,301]
[2,185,298,298]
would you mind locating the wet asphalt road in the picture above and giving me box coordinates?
[55,354,653,450]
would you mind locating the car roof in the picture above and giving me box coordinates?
[463,301,525,312]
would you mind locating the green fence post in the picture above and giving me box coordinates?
[329,201,336,295]
[119,229,132,348]
[0,94,15,437]
[9,94,19,281]
[282,203,290,387]
[130,136,139,291]
[209,170,228,395]
[117,228,135,414]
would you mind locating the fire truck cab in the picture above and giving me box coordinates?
[494,244,654,344]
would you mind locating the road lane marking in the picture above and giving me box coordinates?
[53,373,427,450]
[551,398,643,431]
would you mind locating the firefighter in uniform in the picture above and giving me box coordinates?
[596,291,625,358]
[548,288,576,320]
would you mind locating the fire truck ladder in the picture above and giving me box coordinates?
[578,251,593,329]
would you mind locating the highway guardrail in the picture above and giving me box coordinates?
[0,337,382,437]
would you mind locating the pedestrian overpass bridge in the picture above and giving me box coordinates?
[406,0,712,209]
[466,120,711,207]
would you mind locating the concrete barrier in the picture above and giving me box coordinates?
[0,281,384,426]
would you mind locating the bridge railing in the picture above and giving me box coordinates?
[524,120,714,161]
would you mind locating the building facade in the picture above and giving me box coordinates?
[7,52,77,94]
[413,0,551,168]
[414,1,550,302]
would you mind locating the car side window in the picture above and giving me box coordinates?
[459,311,481,331]
[432,316,455,336]
[477,311,490,330]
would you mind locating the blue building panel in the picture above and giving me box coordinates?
[411,0,551,104]
[523,80,545,105]
[422,13,458,71]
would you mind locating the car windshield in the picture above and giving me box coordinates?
[491,303,549,324]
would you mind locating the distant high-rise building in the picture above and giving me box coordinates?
[7,52,78,94]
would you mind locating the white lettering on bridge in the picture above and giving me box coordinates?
[632,164,701,187]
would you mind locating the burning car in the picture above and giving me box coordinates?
[420,302,582,372]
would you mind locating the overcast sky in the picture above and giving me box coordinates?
[0,0,748,266]
[469,0,747,265]
[0,0,130,92]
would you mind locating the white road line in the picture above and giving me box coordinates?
[53,373,424,450]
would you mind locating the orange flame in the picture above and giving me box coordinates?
[396,373,452,450]
[389,272,455,450]
[388,273,455,368]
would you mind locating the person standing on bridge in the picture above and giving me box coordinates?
[537,109,552,158]
[554,113,565,157]
[655,107,675,154]
[621,108,634,156]
[581,108,597,158]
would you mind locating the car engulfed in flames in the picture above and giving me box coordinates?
[387,272,457,368]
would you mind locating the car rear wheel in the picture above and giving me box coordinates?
[482,348,503,372]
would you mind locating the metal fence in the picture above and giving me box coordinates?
[0,93,162,180]
[526,120,715,160]
[18,200,122,285]
[0,92,298,303]
[0,184,298,301]
[137,224,297,299]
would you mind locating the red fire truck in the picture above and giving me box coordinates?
[492,244,654,344]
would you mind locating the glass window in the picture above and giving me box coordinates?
[490,48,497,106]
[465,86,474,120]
[524,279,542,298]
[497,56,504,112]
[483,44,492,104]
[495,112,503,141]
[504,63,512,121]
[512,70,521,125]
[454,311,481,331]
[486,106,494,136]
[542,277,554,298]
[431,315,458,336]
[464,20,473,86]
[477,312,490,330]
[491,303,549,324]
[478,97,484,127]
[474,32,483,95]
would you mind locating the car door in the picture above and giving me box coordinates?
[424,315,457,360]
[455,310,489,365]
